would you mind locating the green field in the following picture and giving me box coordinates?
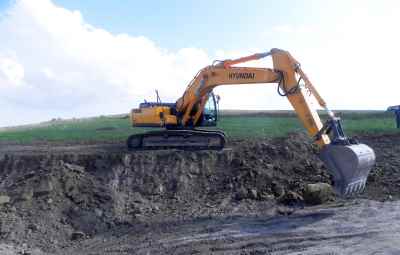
[0,111,397,143]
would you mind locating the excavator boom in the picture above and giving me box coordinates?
[128,48,376,196]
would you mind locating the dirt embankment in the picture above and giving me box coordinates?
[0,132,398,254]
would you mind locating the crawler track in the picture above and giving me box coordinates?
[127,129,226,150]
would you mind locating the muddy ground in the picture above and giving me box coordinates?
[0,132,399,254]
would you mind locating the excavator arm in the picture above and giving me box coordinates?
[129,48,376,196]
[176,49,331,146]
[176,48,375,195]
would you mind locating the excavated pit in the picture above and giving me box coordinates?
[0,132,399,254]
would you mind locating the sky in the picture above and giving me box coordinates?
[0,0,399,127]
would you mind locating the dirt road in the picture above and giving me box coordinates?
[1,200,399,255]
[63,200,400,255]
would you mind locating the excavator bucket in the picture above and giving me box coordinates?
[319,143,375,196]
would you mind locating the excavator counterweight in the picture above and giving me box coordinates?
[127,48,376,197]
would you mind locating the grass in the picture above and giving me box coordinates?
[0,116,142,143]
[0,111,397,143]
[218,116,303,138]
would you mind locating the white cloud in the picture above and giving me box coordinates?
[0,0,211,126]
[0,53,25,86]
[1,0,399,127]
[269,1,400,110]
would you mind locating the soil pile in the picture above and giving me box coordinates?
[0,132,398,254]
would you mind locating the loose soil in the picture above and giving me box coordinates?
[0,132,399,254]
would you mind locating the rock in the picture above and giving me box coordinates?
[261,143,278,155]
[64,163,85,173]
[94,208,103,217]
[71,231,85,241]
[131,192,147,204]
[22,171,35,180]
[271,182,285,198]
[122,154,132,167]
[235,188,260,200]
[303,183,335,205]
[34,178,53,196]
[0,195,10,205]
[277,206,295,216]
[219,196,232,207]
[259,192,275,201]
[28,223,38,232]
[265,163,274,170]
[151,205,160,212]
[235,187,248,200]
[9,206,16,213]
[156,184,165,195]
[249,189,258,200]
[231,158,244,167]
[19,188,34,202]
[279,191,304,205]
[63,178,83,203]
[21,249,32,255]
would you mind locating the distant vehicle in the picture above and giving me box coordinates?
[387,105,400,128]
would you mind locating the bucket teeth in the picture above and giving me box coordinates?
[343,180,366,196]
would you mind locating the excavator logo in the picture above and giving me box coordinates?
[228,72,255,80]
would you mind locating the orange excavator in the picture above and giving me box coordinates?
[127,48,375,196]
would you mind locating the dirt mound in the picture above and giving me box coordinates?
[357,133,400,201]
[0,132,398,253]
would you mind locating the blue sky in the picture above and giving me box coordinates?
[7,0,347,51]
[0,0,399,126]
[48,0,388,51]
[0,0,391,52]
[0,0,10,9]
[50,0,305,51]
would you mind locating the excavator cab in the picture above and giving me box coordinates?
[200,92,218,127]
